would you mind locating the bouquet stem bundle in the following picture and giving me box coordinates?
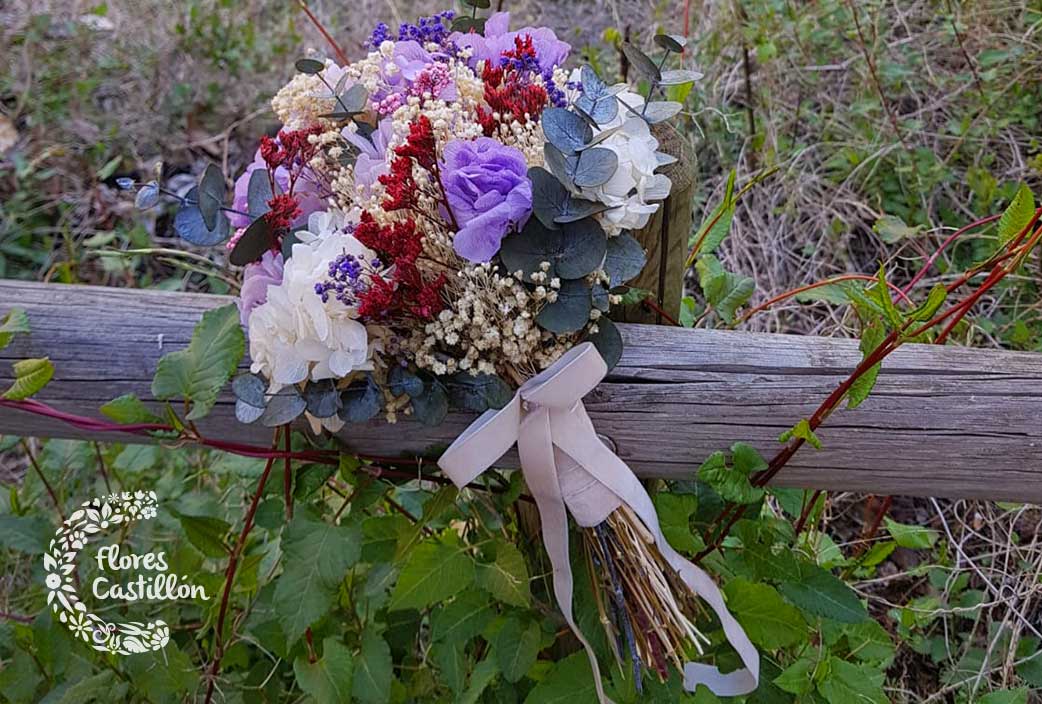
[582,505,710,689]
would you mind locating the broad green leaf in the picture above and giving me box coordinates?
[697,443,766,505]
[476,541,531,607]
[0,307,30,350]
[432,591,494,645]
[0,648,42,703]
[494,618,541,683]
[174,512,231,558]
[654,493,703,554]
[432,641,467,693]
[779,419,822,449]
[151,304,245,421]
[779,565,868,623]
[795,280,864,305]
[0,514,52,554]
[3,357,53,400]
[523,652,598,704]
[274,513,361,642]
[113,444,160,473]
[773,656,815,695]
[294,637,354,704]
[723,578,806,649]
[100,393,164,425]
[843,620,896,663]
[978,690,1029,704]
[817,658,888,704]
[997,183,1036,245]
[883,517,939,549]
[908,283,947,323]
[873,214,922,243]
[389,533,475,611]
[847,315,885,409]
[352,628,392,704]
[679,296,700,327]
[690,169,736,257]
[56,670,126,704]
[460,655,499,704]
[696,255,754,323]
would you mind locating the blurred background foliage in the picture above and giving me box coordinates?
[2,1,1042,702]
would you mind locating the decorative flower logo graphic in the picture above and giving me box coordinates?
[43,491,169,655]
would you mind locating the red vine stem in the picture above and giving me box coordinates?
[641,296,681,326]
[203,429,281,704]
[295,1,350,66]
[736,274,913,326]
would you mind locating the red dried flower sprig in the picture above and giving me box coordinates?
[477,36,550,137]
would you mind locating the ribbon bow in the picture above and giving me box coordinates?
[439,342,759,700]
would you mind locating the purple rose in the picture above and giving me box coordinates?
[229,149,325,230]
[442,138,532,262]
[451,12,570,72]
[238,250,284,326]
[342,118,394,197]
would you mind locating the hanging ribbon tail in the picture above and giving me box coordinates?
[437,343,760,701]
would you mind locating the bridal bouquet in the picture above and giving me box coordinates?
[135,5,757,698]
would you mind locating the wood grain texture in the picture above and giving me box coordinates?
[2,280,1042,502]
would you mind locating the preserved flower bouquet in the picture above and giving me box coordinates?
[131,4,758,698]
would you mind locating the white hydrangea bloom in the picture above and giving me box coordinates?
[248,210,375,395]
[574,88,673,234]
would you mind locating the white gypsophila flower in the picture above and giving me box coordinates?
[248,210,374,392]
[573,88,673,234]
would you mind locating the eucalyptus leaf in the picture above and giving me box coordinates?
[229,216,272,266]
[460,0,491,7]
[235,399,265,424]
[295,58,326,74]
[447,374,513,413]
[411,379,448,426]
[247,169,274,218]
[583,317,623,370]
[536,279,592,333]
[603,233,646,285]
[388,366,424,398]
[261,387,307,427]
[654,33,688,52]
[641,101,684,124]
[340,375,382,424]
[623,43,662,82]
[198,163,226,231]
[451,16,486,33]
[305,379,342,419]
[572,148,618,188]
[135,182,160,210]
[528,167,608,227]
[232,373,267,408]
[659,69,703,85]
[500,217,606,281]
[541,107,593,155]
[338,83,369,114]
[174,187,230,246]
[543,144,578,189]
[591,284,609,311]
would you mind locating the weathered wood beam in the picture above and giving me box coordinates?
[1,280,1041,502]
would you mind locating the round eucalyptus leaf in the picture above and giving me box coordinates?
[116,177,134,190]
[281,228,302,261]
[388,366,424,398]
[339,376,382,424]
[339,83,369,114]
[295,58,325,74]
[304,379,342,419]
[229,216,272,266]
[500,218,606,281]
[573,148,618,188]
[603,233,647,285]
[530,167,568,229]
[460,0,491,7]
[654,33,688,53]
[622,43,662,82]
[260,388,306,427]
[541,108,592,155]
[447,373,513,413]
[660,69,704,86]
[557,218,608,279]
[584,317,623,371]
[411,380,448,426]
[578,125,622,151]
[451,16,486,32]
[536,280,592,333]
[135,182,160,210]
[235,399,265,425]
[247,169,273,219]
[641,101,683,124]
[232,373,267,408]
[592,284,610,311]
[174,188,230,246]
[543,144,577,189]
[198,163,226,231]
[553,196,610,225]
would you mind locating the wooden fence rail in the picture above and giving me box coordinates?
[2,280,1041,502]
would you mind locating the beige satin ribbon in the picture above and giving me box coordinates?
[438,342,759,700]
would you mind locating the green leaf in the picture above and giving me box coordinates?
[997,183,1036,245]
[432,591,494,645]
[198,163,226,231]
[294,637,354,704]
[57,670,124,704]
[352,628,392,704]
[476,541,531,607]
[883,517,939,549]
[460,654,500,704]
[697,443,766,504]
[978,690,1030,704]
[296,57,326,74]
[816,658,888,704]
[3,357,53,400]
[432,642,467,694]
[779,565,868,624]
[723,578,807,649]
[696,255,754,323]
[691,170,736,257]
[523,652,599,704]
[173,511,230,558]
[873,214,922,243]
[842,620,896,663]
[653,493,703,554]
[847,315,885,409]
[679,296,700,327]
[794,280,864,305]
[151,304,245,421]
[536,279,593,334]
[0,514,52,554]
[779,419,822,449]
[100,394,163,425]
[274,513,361,642]
[773,656,815,695]
[389,533,475,611]
[494,618,541,683]
[908,282,947,323]
[112,444,160,473]
[0,308,30,350]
